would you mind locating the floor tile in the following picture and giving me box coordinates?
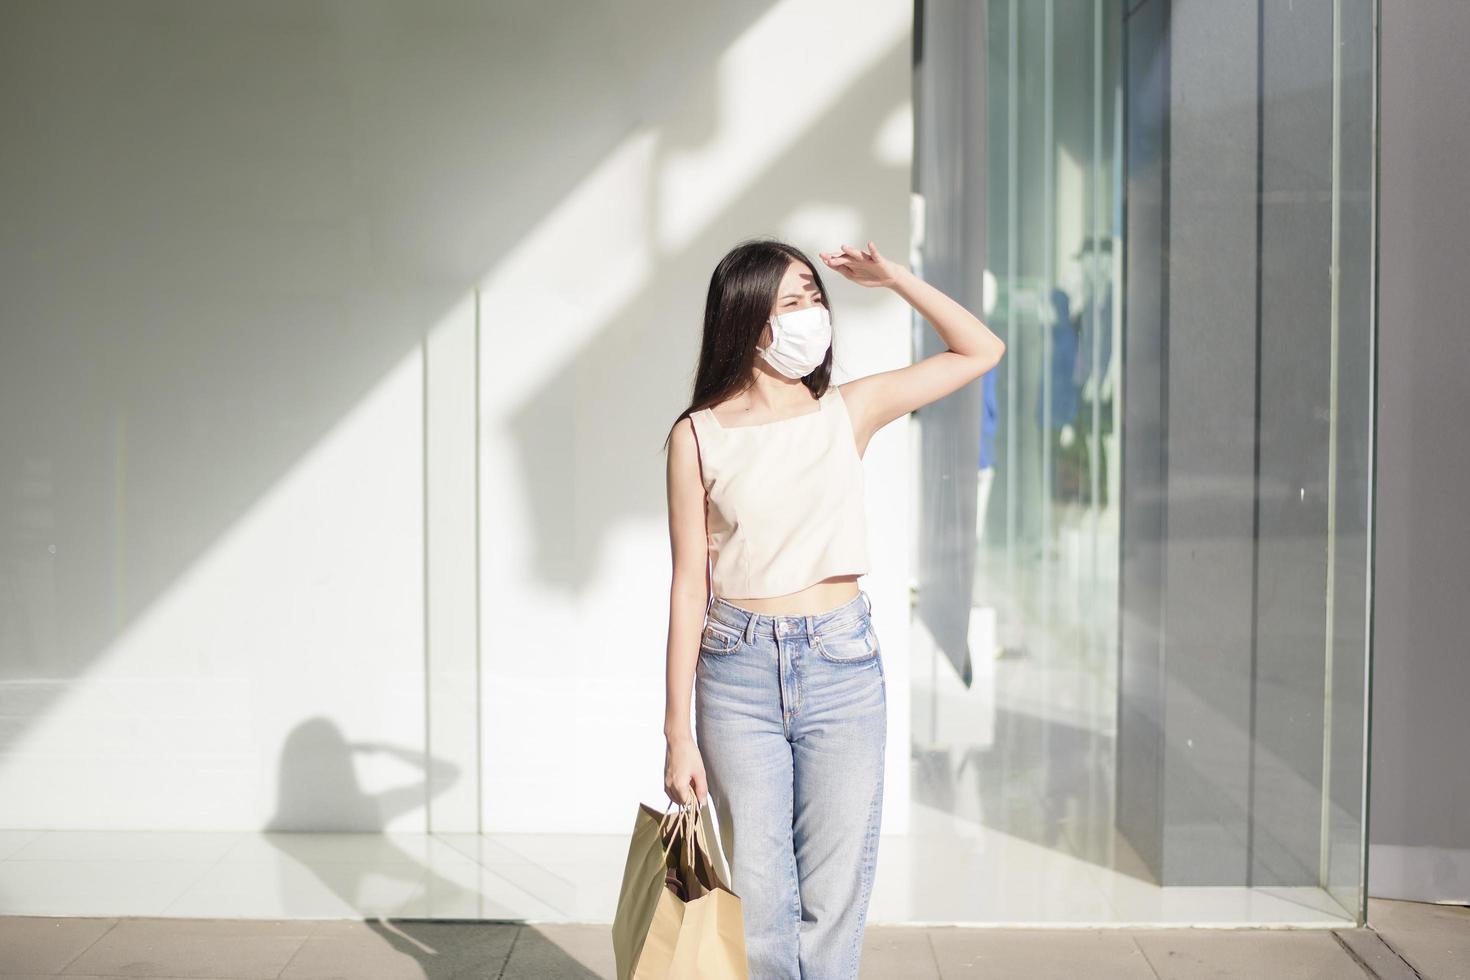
[871,818,1116,923]
[156,856,374,919]
[1333,927,1422,980]
[0,830,1366,928]
[2,975,226,980]
[1093,880,1355,926]
[928,928,1155,979]
[434,833,632,869]
[500,924,614,980]
[0,908,1460,980]
[61,917,313,979]
[278,919,518,979]
[859,926,941,979]
[217,833,478,871]
[1368,897,1470,980]
[1131,928,1370,979]
[0,832,44,862]
[0,915,115,974]
[9,832,241,865]
[0,860,216,917]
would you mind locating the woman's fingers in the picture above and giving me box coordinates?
[822,243,891,287]
[826,242,883,267]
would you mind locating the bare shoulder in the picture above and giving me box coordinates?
[667,413,698,466]
[668,413,707,487]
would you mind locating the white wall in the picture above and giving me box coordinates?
[0,0,914,834]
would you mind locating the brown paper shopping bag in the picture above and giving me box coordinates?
[612,797,748,979]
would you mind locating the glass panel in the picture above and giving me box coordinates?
[912,0,1374,925]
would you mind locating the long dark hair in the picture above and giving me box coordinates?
[663,237,834,452]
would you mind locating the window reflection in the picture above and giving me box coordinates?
[913,0,1373,925]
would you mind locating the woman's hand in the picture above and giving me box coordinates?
[818,241,906,289]
[664,733,708,807]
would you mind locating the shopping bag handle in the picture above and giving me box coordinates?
[658,793,703,822]
[656,794,708,858]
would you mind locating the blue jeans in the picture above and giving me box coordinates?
[694,589,886,980]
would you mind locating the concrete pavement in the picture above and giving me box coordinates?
[0,898,1463,979]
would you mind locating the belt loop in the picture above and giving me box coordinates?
[863,590,872,617]
[804,613,814,645]
[742,610,758,644]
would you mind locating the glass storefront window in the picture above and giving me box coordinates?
[913,0,1375,924]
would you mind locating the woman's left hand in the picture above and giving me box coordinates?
[818,241,904,289]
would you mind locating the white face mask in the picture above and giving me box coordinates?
[757,304,832,379]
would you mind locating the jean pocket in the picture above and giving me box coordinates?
[699,622,741,656]
[813,618,880,664]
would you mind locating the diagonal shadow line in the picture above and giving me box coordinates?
[496,34,913,596]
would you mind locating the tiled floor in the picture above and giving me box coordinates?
[0,899,1462,979]
[0,827,1353,926]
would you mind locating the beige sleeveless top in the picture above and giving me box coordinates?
[689,385,871,600]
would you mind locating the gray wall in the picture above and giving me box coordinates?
[1118,0,1374,900]
[1368,0,1470,905]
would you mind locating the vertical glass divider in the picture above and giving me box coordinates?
[1319,0,1343,892]
[1091,0,1104,600]
[1043,0,1054,578]
[1042,0,1055,752]
[1006,0,1019,586]
[1358,0,1382,927]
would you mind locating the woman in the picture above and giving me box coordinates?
[661,237,1005,978]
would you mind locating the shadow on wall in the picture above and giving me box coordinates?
[268,720,597,972]
[268,717,459,832]
[505,35,912,587]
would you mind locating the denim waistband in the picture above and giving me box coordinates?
[707,589,871,643]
